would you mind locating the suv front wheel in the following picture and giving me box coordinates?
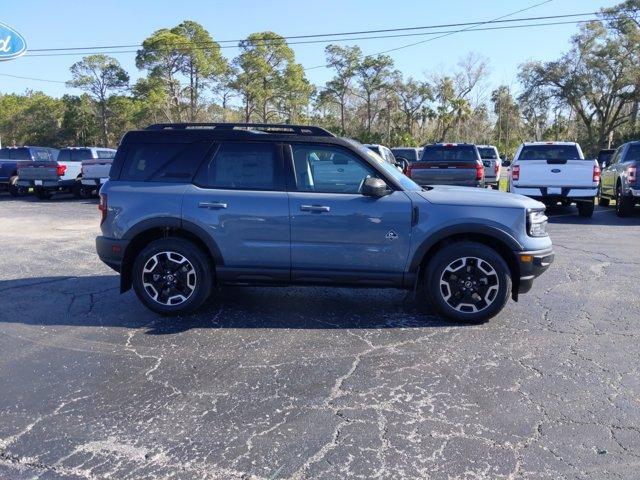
[425,242,512,323]
[132,238,213,316]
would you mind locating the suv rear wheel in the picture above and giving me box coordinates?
[132,238,213,316]
[424,242,511,323]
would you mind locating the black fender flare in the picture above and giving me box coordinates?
[408,222,522,273]
[121,217,224,265]
[118,217,224,293]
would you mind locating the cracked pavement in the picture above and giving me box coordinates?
[0,195,639,479]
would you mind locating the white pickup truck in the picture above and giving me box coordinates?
[509,141,600,217]
[18,147,115,200]
[80,148,117,197]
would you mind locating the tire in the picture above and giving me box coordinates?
[577,199,595,218]
[132,238,213,316]
[8,176,26,197]
[72,180,83,198]
[424,241,512,324]
[79,185,92,199]
[34,187,52,200]
[615,184,634,217]
[598,192,610,207]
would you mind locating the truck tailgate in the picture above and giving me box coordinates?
[410,162,479,187]
[515,159,595,187]
[82,159,112,179]
[18,161,59,181]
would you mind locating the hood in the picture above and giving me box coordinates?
[418,185,545,210]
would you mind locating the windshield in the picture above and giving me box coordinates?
[518,145,582,160]
[421,145,479,162]
[477,147,498,160]
[346,139,422,191]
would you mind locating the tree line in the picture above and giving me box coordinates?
[1,0,640,157]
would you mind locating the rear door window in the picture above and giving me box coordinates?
[122,141,213,182]
[195,142,281,191]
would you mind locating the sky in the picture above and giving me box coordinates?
[0,0,622,98]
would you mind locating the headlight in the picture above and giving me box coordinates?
[527,209,548,237]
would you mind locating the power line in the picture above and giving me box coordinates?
[21,16,613,59]
[27,11,602,53]
[305,0,554,69]
[0,73,66,84]
[1,3,621,86]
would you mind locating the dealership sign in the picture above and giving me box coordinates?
[0,22,27,60]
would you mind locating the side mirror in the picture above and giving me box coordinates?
[361,177,390,198]
[502,159,511,167]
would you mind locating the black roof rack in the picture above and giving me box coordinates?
[145,122,335,137]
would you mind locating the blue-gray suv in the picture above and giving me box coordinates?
[96,123,554,323]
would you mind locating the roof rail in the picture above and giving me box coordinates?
[145,122,335,137]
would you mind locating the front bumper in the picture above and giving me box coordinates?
[516,246,555,294]
[96,236,129,272]
[630,188,640,198]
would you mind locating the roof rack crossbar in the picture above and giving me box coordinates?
[145,123,335,137]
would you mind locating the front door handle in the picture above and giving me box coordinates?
[198,201,228,209]
[300,204,330,213]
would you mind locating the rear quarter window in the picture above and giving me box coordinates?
[121,141,213,182]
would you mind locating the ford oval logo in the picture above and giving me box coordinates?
[0,22,27,61]
[551,168,561,173]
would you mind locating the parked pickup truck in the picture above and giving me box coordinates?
[509,141,600,217]
[0,146,59,196]
[406,143,484,188]
[18,147,111,200]
[599,141,640,217]
[79,148,117,197]
[476,144,501,189]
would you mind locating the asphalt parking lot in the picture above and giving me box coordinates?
[0,194,639,480]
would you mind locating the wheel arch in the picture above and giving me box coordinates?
[409,225,522,300]
[119,218,223,293]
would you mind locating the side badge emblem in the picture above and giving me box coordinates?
[385,230,399,240]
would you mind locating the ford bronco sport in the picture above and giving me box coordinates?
[96,123,554,323]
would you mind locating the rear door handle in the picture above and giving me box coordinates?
[300,204,330,213]
[198,201,228,209]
